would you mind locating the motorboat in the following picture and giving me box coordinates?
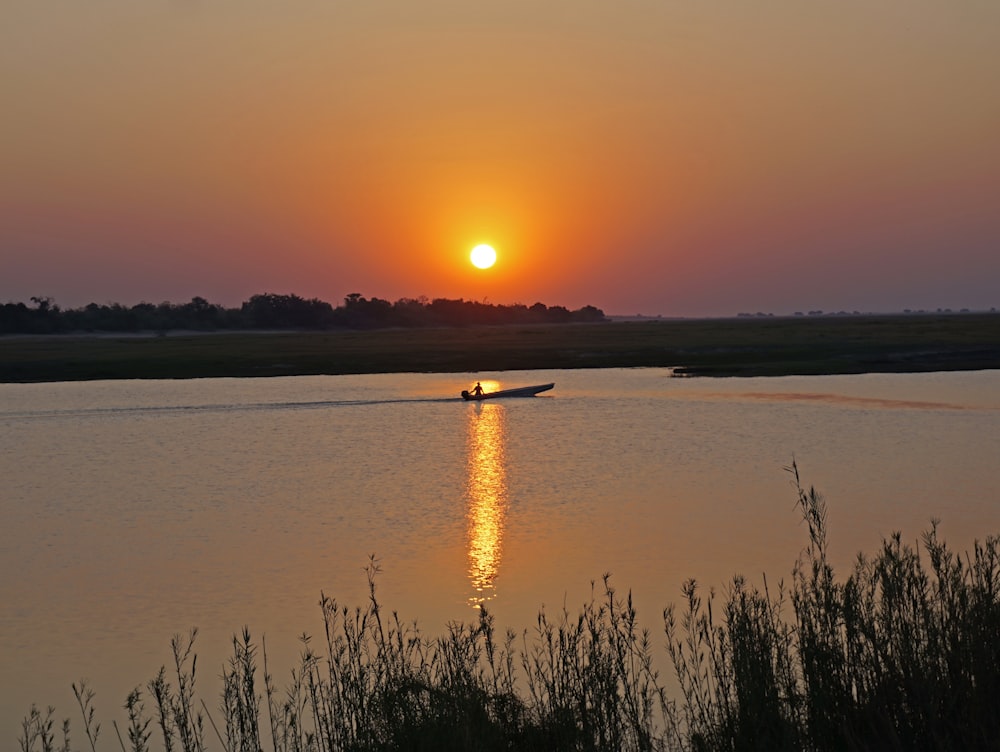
[461,383,554,401]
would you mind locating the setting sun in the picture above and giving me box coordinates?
[470,244,497,269]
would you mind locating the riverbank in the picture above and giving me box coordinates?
[2,314,999,382]
[19,478,1000,751]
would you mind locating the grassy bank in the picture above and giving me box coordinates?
[2,314,999,382]
[21,465,1000,751]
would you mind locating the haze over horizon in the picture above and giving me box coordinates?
[3,1,998,318]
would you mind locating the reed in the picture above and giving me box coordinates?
[19,468,1000,751]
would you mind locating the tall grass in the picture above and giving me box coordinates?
[20,465,1000,751]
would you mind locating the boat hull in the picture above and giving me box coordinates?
[461,383,554,401]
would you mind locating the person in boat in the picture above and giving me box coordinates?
[472,381,484,396]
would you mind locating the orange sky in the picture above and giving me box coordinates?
[2,1,998,316]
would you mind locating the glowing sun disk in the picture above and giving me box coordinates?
[470,244,497,269]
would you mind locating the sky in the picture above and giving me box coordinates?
[2,1,998,317]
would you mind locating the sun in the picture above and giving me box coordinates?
[470,244,497,269]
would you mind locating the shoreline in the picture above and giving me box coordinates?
[2,314,999,383]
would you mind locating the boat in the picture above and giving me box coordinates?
[461,383,554,401]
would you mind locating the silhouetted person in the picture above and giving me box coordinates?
[472,382,484,396]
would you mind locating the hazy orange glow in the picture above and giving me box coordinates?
[2,2,998,315]
[465,396,508,607]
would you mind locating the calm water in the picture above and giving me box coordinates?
[2,368,999,743]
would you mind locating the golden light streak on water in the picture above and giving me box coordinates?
[465,401,508,608]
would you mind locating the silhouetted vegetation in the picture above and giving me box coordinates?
[20,465,1000,751]
[3,313,1000,382]
[0,294,607,334]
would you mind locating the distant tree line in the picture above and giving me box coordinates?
[0,294,606,334]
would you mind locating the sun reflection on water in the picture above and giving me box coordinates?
[465,400,508,608]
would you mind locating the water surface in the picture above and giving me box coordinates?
[2,368,998,743]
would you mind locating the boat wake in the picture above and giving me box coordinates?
[4,397,464,421]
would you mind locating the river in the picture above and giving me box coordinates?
[2,368,998,745]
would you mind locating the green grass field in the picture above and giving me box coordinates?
[2,314,999,382]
